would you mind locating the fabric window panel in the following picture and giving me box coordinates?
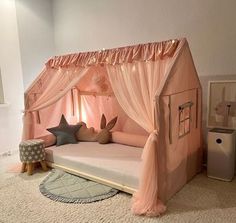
[179,121,185,136]
[184,119,190,133]
[178,102,192,138]
[184,107,190,119]
[179,110,184,122]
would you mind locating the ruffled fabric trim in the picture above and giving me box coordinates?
[46,39,180,68]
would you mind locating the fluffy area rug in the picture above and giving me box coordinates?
[39,169,118,203]
[0,171,236,223]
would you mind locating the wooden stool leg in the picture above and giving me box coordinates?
[40,161,48,171]
[21,163,26,173]
[27,163,34,175]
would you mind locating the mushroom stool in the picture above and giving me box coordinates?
[19,139,48,175]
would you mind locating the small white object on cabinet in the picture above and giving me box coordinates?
[207,128,235,181]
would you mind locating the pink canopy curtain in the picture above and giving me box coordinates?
[80,95,127,131]
[31,90,79,138]
[46,40,179,69]
[23,66,89,140]
[24,39,180,141]
[23,39,181,216]
[26,67,89,111]
[107,60,172,216]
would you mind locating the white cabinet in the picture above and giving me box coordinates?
[207,128,235,181]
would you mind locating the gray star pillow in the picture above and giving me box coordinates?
[47,115,82,146]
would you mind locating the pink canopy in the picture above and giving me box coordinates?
[23,38,202,216]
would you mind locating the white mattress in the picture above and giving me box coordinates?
[45,142,142,189]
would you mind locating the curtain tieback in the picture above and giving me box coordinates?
[23,110,34,125]
[23,110,40,124]
[146,130,158,142]
[153,129,158,135]
[23,110,33,115]
[141,130,158,160]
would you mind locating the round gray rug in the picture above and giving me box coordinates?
[39,169,119,203]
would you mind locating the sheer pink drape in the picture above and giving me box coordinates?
[33,90,79,138]
[23,67,89,140]
[80,95,126,131]
[22,39,182,216]
[24,39,180,141]
[107,60,171,216]
[26,67,89,111]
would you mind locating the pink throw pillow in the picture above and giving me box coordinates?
[111,131,148,148]
[122,118,148,136]
[36,134,56,147]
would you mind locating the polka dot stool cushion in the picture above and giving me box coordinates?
[19,139,45,163]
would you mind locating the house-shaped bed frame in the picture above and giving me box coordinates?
[23,38,202,216]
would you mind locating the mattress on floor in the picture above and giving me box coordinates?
[45,142,143,189]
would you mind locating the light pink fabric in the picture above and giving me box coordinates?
[76,65,113,94]
[122,117,148,136]
[22,38,203,217]
[23,67,89,140]
[23,40,180,141]
[79,95,149,138]
[132,132,166,216]
[23,90,80,140]
[25,67,89,111]
[162,90,202,200]
[46,40,179,69]
[107,61,170,133]
[80,95,125,131]
[36,134,56,147]
[7,163,22,173]
[111,131,148,148]
[106,60,173,216]
[159,42,202,200]
[160,42,201,96]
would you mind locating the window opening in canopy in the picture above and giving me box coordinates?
[178,101,193,138]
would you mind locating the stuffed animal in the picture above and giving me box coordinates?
[76,114,118,144]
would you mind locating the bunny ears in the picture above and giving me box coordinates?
[100,114,118,130]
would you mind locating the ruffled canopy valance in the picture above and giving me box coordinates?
[46,39,179,69]
[22,38,202,217]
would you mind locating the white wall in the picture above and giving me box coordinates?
[53,0,236,77]
[1,0,234,155]
[0,70,4,104]
[52,0,236,163]
[0,0,24,154]
[15,0,55,89]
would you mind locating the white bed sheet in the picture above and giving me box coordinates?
[45,142,143,189]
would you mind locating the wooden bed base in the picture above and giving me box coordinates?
[46,161,137,195]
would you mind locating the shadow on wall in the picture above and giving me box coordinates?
[199,74,236,164]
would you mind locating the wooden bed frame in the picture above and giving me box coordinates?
[46,161,137,194]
